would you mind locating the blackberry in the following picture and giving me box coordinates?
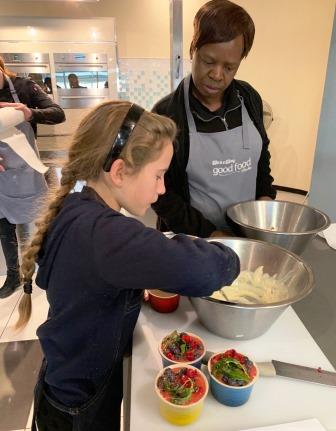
[227,378,237,386]
[245,359,253,370]
[157,376,164,389]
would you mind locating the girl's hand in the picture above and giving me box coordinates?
[209,230,234,238]
[0,157,5,172]
[0,101,33,121]
[210,230,227,238]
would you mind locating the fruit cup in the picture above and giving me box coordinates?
[155,364,208,426]
[159,330,206,369]
[207,349,259,407]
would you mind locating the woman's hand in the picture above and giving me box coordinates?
[0,101,33,121]
[0,157,5,172]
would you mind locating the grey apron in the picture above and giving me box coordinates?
[184,75,262,230]
[0,76,48,224]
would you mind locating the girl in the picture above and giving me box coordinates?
[15,101,240,431]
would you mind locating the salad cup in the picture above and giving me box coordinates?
[155,364,208,425]
[159,330,206,369]
[208,349,259,406]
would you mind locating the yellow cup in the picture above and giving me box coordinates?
[154,364,208,426]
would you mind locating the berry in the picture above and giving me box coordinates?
[181,334,190,343]
[186,369,197,378]
[186,352,194,361]
[181,374,189,384]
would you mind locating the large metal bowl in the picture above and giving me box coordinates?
[226,200,330,255]
[189,237,314,340]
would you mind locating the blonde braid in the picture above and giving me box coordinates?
[15,166,77,330]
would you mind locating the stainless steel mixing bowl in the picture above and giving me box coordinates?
[189,237,314,340]
[226,200,330,255]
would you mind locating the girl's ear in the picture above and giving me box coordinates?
[108,159,127,187]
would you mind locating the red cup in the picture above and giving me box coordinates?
[148,290,180,313]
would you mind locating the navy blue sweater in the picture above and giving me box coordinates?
[35,187,239,407]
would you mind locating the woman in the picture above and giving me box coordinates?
[0,56,65,299]
[152,0,276,238]
[15,101,240,430]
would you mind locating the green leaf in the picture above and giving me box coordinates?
[213,357,250,383]
[162,330,179,351]
[159,368,194,405]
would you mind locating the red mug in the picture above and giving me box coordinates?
[148,290,180,313]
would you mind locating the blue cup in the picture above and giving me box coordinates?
[207,352,258,407]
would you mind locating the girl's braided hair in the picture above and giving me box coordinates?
[15,100,176,329]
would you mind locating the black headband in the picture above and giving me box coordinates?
[103,104,145,172]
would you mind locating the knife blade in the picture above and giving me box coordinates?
[202,351,336,387]
[258,360,336,387]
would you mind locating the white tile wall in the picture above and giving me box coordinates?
[117,58,192,110]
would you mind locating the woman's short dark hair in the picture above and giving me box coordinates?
[190,0,255,59]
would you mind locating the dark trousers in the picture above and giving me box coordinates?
[36,389,122,431]
[36,394,73,430]
[0,218,19,273]
[35,367,123,431]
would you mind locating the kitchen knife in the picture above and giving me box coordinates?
[257,360,336,387]
[202,351,336,387]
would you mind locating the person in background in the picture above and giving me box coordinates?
[43,77,53,94]
[68,73,87,89]
[28,73,44,90]
[152,0,276,238]
[0,56,65,299]
[15,101,240,431]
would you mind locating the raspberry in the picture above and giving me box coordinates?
[186,352,194,361]
[224,349,236,358]
[186,369,197,378]
[181,374,189,384]
[181,334,190,343]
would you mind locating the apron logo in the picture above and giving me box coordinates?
[212,158,252,176]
